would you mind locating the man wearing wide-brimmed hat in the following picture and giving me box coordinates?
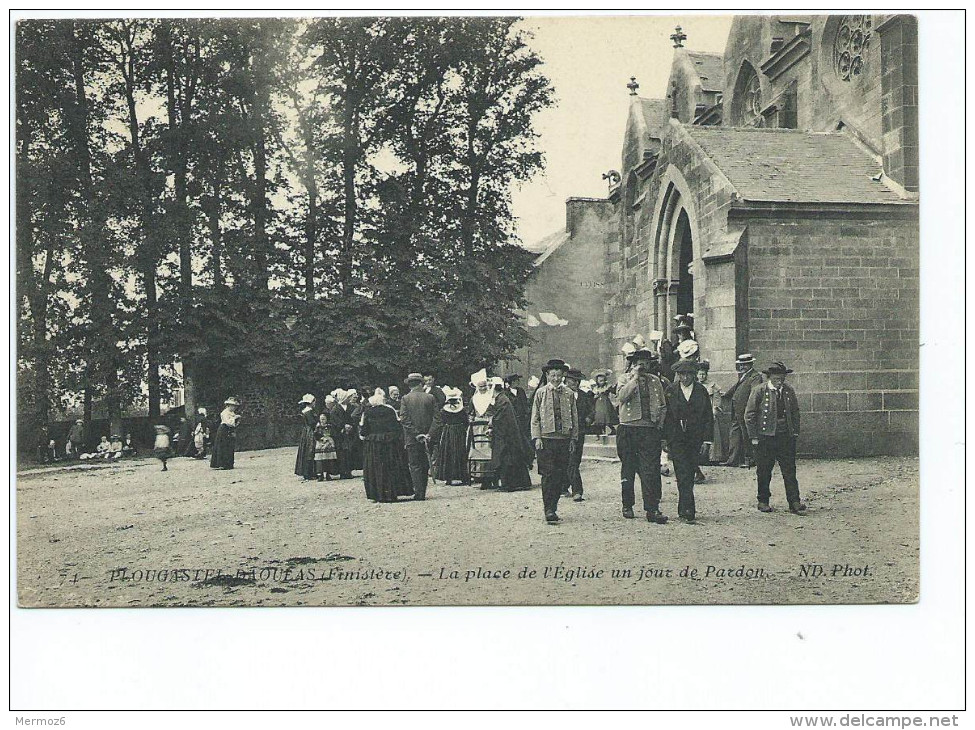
[745,361,806,515]
[721,353,763,468]
[616,347,669,523]
[664,359,714,523]
[530,358,579,524]
[400,372,438,500]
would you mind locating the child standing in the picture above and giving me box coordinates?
[153,424,172,472]
[314,413,338,482]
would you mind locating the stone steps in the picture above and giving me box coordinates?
[582,434,619,462]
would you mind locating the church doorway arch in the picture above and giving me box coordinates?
[652,180,697,334]
[674,209,694,316]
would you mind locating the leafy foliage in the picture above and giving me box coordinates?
[16,17,554,438]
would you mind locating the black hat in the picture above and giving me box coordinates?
[565,368,585,381]
[673,358,700,374]
[504,374,522,383]
[762,361,794,375]
[674,323,693,335]
[626,348,657,363]
[541,358,569,373]
[697,360,711,372]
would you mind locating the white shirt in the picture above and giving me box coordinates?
[220,408,240,427]
[680,382,694,401]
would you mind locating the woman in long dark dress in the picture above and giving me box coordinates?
[294,393,317,481]
[327,391,354,479]
[210,397,241,470]
[359,389,414,503]
[466,372,532,491]
[428,387,470,485]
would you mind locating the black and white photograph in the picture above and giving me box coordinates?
[10,7,965,714]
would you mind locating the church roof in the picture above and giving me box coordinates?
[684,51,725,93]
[633,97,669,140]
[683,126,911,205]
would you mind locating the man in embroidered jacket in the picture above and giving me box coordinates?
[615,348,669,524]
[530,359,579,524]
[744,361,807,515]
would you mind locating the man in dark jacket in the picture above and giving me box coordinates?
[504,374,530,431]
[400,373,438,500]
[744,361,806,515]
[423,375,446,408]
[327,393,355,479]
[721,353,763,467]
[564,368,594,502]
[664,359,714,523]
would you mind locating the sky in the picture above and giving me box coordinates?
[509,14,734,249]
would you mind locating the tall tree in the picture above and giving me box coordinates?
[104,19,165,418]
[61,20,124,435]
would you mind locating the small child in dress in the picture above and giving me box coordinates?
[314,413,338,482]
[153,424,172,472]
[95,435,111,459]
[109,434,123,460]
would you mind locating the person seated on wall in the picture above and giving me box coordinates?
[122,433,138,457]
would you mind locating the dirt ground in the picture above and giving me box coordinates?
[16,448,919,607]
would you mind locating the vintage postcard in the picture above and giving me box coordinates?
[15,13,919,608]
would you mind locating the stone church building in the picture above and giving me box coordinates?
[512,15,919,456]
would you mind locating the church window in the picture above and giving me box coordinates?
[730,61,764,127]
[833,15,873,81]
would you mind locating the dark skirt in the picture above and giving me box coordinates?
[294,425,316,479]
[348,435,363,472]
[433,423,470,483]
[210,425,236,469]
[362,436,414,503]
[153,446,171,460]
[328,439,354,476]
[593,394,619,427]
[500,458,533,491]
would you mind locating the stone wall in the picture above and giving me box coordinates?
[742,209,919,456]
[510,198,615,379]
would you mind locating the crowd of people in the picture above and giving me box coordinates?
[283,313,807,525]
[28,315,805,525]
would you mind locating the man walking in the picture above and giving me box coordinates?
[564,367,594,502]
[721,353,762,467]
[400,372,438,501]
[664,359,714,523]
[616,348,669,524]
[530,359,578,524]
[745,361,806,515]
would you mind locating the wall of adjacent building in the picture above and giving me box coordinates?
[508,198,615,379]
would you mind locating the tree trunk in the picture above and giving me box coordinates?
[163,28,197,419]
[16,110,52,430]
[340,93,358,298]
[67,23,122,437]
[121,37,161,419]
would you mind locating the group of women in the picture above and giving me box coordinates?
[290,370,536,504]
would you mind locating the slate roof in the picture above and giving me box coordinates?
[529,229,571,266]
[684,51,725,93]
[634,97,669,140]
[684,126,911,205]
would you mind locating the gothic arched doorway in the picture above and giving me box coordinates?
[675,209,694,316]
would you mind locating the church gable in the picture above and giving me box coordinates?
[622,96,668,176]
